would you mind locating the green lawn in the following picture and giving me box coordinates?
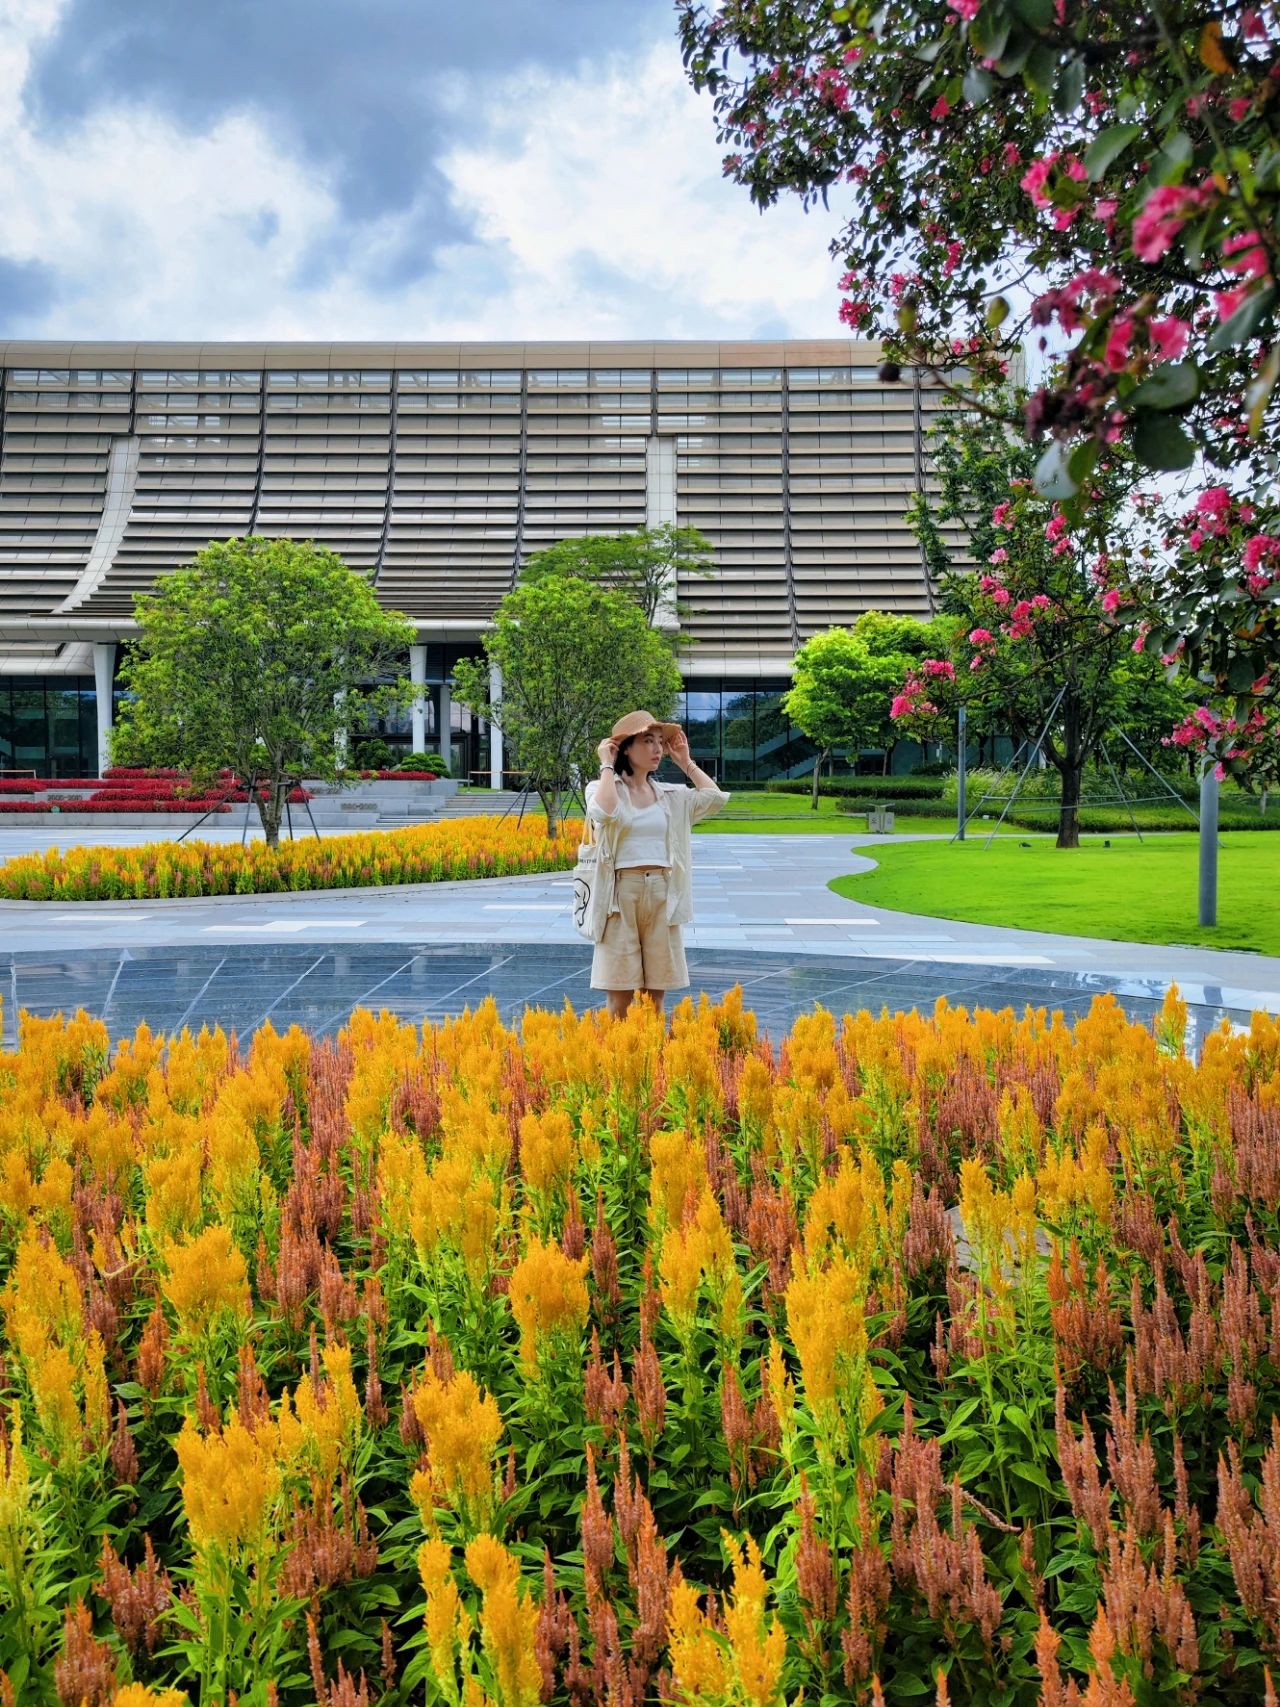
[829,831,1280,955]
[695,791,998,837]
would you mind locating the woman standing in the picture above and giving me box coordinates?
[585,709,729,1018]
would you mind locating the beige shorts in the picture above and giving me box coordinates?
[591,869,689,991]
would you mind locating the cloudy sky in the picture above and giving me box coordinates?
[0,0,846,341]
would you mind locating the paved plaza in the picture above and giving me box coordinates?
[3,826,1277,1047]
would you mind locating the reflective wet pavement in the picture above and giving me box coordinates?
[0,940,1257,1049]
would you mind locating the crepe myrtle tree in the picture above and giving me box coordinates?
[678,0,1279,768]
[451,576,682,837]
[901,398,1190,846]
[112,536,414,847]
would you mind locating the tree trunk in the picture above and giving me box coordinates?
[257,778,285,849]
[811,748,829,811]
[1057,762,1083,849]
[539,785,561,838]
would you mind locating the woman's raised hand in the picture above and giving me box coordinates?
[596,737,620,768]
[665,727,691,769]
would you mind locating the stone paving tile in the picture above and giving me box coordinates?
[0,941,1256,1049]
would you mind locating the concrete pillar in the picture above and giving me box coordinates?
[92,642,117,775]
[410,644,427,753]
[488,661,504,789]
[438,680,453,773]
[645,435,678,630]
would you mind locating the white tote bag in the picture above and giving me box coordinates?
[570,817,610,941]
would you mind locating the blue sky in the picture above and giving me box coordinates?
[0,0,845,340]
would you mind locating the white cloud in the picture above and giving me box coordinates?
[0,7,847,340]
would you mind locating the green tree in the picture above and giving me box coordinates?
[451,577,682,836]
[784,618,938,806]
[112,536,414,848]
[517,525,715,631]
[901,403,1189,847]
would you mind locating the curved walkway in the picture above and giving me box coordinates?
[3,832,1277,1045]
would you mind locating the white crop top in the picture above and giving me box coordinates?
[614,796,669,869]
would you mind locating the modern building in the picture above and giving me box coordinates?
[0,339,953,781]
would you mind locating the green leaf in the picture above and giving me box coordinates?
[963,64,994,104]
[1011,1459,1056,1491]
[1054,54,1085,114]
[970,10,1012,59]
[1129,361,1202,410]
[1229,656,1260,691]
[1034,438,1078,499]
[1207,283,1278,352]
[1012,0,1053,23]
[1084,122,1142,181]
[1133,412,1196,470]
[1067,438,1100,485]
[1025,41,1058,92]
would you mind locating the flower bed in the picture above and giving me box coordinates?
[0,816,581,899]
[0,988,1277,1703]
[0,767,430,813]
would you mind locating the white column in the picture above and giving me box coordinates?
[409,644,427,753]
[92,642,117,776]
[645,435,679,630]
[488,661,504,788]
[438,680,453,772]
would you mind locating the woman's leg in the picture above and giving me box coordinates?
[605,989,634,1019]
[640,989,666,1013]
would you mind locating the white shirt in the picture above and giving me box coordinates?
[583,775,731,938]
[614,797,669,869]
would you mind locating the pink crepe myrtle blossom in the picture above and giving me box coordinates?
[1020,153,1058,210]
[968,627,995,647]
[988,548,1009,565]
[1189,528,1205,550]
[1243,534,1280,573]
[1229,96,1252,121]
[812,67,851,109]
[991,586,1011,607]
[1215,284,1254,322]
[1223,231,1270,280]
[1104,311,1137,371]
[930,95,951,120]
[1242,7,1266,36]
[1149,315,1191,361]
[1131,182,1216,262]
[1100,588,1124,614]
[946,0,981,17]
[970,656,985,670]
[1002,141,1021,168]
[1045,513,1069,542]
[921,658,956,679]
[1195,487,1233,535]
[943,240,964,275]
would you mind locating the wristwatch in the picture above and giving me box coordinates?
[600,764,616,773]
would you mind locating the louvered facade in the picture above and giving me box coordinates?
[0,339,962,777]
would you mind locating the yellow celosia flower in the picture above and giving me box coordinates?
[0,1403,31,1536]
[420,1537,472,1689]
[520,1108,575,1196]
[161,1224,249,1333]
[144,1144,203,1240]
[648,1128,707,1229]
[175,1413,280,1555]
[507,1237,589,1366]
[785,1250,866,1412]
[721,1535,787,1707]
[109,1686,192,1706]
[413,1367,503,1518]
[2,1232,82,1362]
[278,1342,363,1478]
[668,1576,731,1700]
[465,1534,544,1707]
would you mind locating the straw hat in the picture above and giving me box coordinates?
[609,709,682,746]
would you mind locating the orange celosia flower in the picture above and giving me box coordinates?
[785,1250,866,1414]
